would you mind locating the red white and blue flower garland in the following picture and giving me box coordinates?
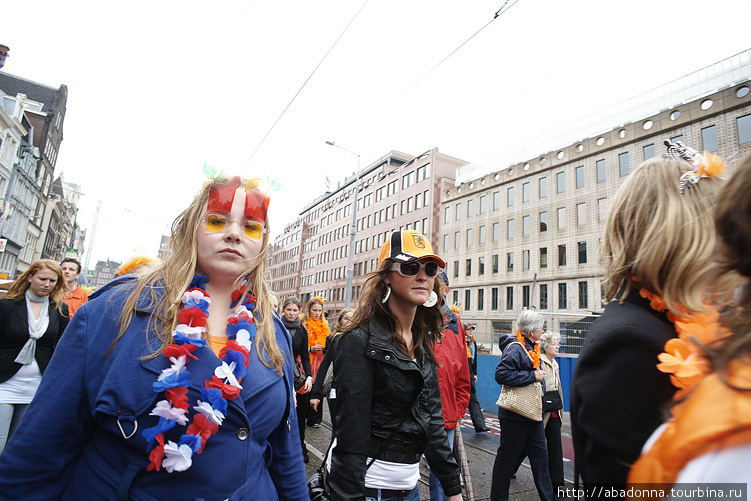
[142,275,257,473]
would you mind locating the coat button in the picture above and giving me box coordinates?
[370,350,376,355]
[237,428,249,440]
[384,355,391,360]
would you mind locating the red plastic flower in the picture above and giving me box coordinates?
[220,340,250,363]
[186,414,219,454]
[165,386,189,411]
[231,286,247,304]
[164,343,199,361]
[177,306,208,328]
[206,376,242,400]
[147,434,165,472]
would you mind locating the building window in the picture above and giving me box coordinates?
[479,256,485,275]
[454,260,459,279]
[579,281,589,309]
[507,219,514,239]
[557,207,566,229]
[424,191,429,207]
[540,247,548,268]
[480,195,486,214]
[556,172,565,193]
[539,177,548,198]
[540,211,548,232]
[443,234,449,251]
[558,245,566,266]
[466,258,472,276]
[523,215,530,236]
[671,134,684,143]
[577,203,586,226]
[467,228,473,247]
[467,199,474,217]
[575,165,585,188]
[508,186,515,206]
[598,198,608,222]
[558,283,567,309]
[455,231,460,249]
[478,289,485,311]
[523,286,531,309]
[492,254,499,273]
[522,182,530,202]
[619,152,630,176]
[455,203,461,220]
[492,287,499,310]
[453,290,459,305]
[540,284,548,310]
[493,222,499,242]
[506,287,514,310]
[578,241,587,264]
[523,250,530,270]
[507,252,514,272]
[493,191,500,210]
[701,125,718,152]
[596,159,606,183]
[479,225,486,244]
[738,114,751,144]
[643,143,655,160]
[465,290,471,311]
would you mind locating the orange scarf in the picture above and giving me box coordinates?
[515,330,540,369]
[306,317,330,374]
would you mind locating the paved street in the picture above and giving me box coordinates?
[304,406,575,500]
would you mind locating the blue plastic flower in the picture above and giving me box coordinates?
[173,333,208,347]
[153,371,192,392]
[142,417,177,448]
[188,275,209,290]
[222,349,248,379]
[178,433,203,454]
[201,387,228,416]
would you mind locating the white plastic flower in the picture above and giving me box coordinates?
[215,362,242,388]
[162,441,193,473]
[149,400,189,425]
[235,329,252,351]
[194,400,226,425]
[157,355,187,382]
[182,290,211,304]
[174,323,206,339]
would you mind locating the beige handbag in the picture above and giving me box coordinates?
[495,342,543,422]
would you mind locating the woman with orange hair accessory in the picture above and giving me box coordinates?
[627,154,751,494]
[303,296,329,428]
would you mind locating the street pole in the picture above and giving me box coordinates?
[326,141,360,309]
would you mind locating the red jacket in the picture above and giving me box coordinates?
[433,309,471,429]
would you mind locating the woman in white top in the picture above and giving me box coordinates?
[0,259,69,452]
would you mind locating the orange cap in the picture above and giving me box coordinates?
[378,230,446,268]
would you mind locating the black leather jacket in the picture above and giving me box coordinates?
[329,318,461,500]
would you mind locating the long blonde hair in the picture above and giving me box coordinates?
[4,259,67,315]
[110,177,283,372]
[602,156,732,315]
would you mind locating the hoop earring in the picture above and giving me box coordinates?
[382,285,391,304]
[423,291,438,308]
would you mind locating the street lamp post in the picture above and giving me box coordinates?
[326,140,360,309]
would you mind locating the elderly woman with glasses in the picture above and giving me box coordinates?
[0,176,307,500]
[329,230,462,501]
[490,310,555,501]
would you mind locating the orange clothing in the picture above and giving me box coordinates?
[306,317,329,379]
[627,358,751,498]
[63,285,89,317]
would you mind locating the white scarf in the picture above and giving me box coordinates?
[15,290,50,365]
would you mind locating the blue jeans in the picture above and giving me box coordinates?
[0,403,29,452]
[367,490,412,501]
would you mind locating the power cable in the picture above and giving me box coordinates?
[406,0,521,92]
[241,0,370,170]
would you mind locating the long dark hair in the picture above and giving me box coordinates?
[347,259,441,365]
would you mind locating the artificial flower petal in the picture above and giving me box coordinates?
[150,400,189,426]
[162,441,193,473]
[194,400,226,425]
[157,355,187,381]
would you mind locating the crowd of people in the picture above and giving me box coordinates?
[0,146,748,500]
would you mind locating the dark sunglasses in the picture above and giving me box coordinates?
[389,261,440,278]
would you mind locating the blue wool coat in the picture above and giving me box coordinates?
[0,277,309,501]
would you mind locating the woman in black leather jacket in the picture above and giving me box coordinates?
[329,230,462,501]
[281,297,313,462]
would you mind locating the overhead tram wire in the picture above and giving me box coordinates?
[405,0,522,93]
[240,0,370,171]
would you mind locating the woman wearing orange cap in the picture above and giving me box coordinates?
[327,230,462,501]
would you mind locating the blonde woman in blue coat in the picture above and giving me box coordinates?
[0,175,308,500]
